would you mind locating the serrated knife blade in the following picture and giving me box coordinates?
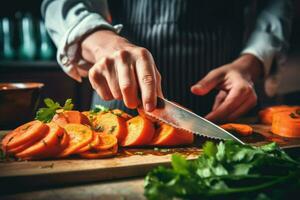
[142,97,244,144]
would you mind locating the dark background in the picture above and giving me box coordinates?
[0,0,300,110]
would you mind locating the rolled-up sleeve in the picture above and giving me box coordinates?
[241,0,293,77]
[41,0,122,81]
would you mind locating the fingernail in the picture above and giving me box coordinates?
[145,103,153,112]
[193,84,203,90]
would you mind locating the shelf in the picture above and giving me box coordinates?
[0,60,60,71]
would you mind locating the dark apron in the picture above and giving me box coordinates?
[92,0,245,116]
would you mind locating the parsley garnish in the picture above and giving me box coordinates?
[90,104,110,114]
[35,98,74,122]
[145,141,300,200]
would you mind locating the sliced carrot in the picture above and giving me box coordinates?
[52,110,90,127]
[151,123,194,146]
[93,112,127,142]
[220,123,253,136]
[111,109,132,120]
[6,138,41,155]
[16,122,65,158]
[24,130,70,160]
[79,144,118,159]
[121,116,155,147]
[2,121,48,150]
[271,111,300,138]
[57,123,93,157]
[52,113,69,127]
[259,105,300,125]
[76,132,100,153]
[94,133,118,150]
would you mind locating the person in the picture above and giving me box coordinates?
[41,0,292,122]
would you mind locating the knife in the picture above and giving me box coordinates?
[141,97,244,144]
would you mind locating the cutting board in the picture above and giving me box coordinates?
[1,124,300,189]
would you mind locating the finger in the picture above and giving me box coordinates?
[89,67,113,101]
[205,85,250,122]
[212,90,227,111]
[116,51,139,109]
[226,92,257,121]
[135,49,157,111]
[155,69,164,98]
[191,68,225,96]
[102,60,122,100]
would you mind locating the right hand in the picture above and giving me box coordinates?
[81,30,163,111]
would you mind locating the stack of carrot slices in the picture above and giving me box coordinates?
[85,110,194,147]
[1,111,119,160]
[259,105,300,138]
[1,107,195,160]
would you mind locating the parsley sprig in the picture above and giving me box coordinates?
[35,98,74,123]
[145,141,300,200]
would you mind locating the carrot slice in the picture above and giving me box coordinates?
[94,133,118,150]
[259,105,300,125]
[57,124,93,157]
[79,144,118,159]
[93,112,127,142]
[36,129,70,159]
[6,137,41,155]
[220,123,253,136]
[111,109,132,120]
[151,123,194,146]
[2,121,48,150]
[76,132,100,153]
[271,111,300,138]
[24,130,70,160]
[52,110,90,127]
[16,122,65,158]
[121,116,155,147]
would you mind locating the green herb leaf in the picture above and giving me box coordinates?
[144,141,300,200]
[35,98,74,122]
[63,99,74,111]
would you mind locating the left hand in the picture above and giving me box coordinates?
[191,54,263,123]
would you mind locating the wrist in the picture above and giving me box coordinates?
[231,54,263,82]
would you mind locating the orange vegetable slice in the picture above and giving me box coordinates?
[94,133,118,150]
[111,109,132,120]
[93,112,127,142]
[6,137,41,155]
[151,123,194,146]
[79,144,118,159]
[259,105,300,125]
[121,116,155,147]
[16,122,65,158]
[220,123,253,136]
[57,124,93,157]
[2,121,48,150]
[271,111,300,138]
[76,132,100,153]
[52,110,90,127]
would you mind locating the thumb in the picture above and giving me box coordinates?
[191,69,225,95]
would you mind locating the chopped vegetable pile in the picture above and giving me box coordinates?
[1,98,195,160]
[144,141,300,200]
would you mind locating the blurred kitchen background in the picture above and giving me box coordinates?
[0,0,299,111]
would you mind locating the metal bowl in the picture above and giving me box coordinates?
[0,83,44,130]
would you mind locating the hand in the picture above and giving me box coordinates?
[191,54,263,122]
[80,30,163,111]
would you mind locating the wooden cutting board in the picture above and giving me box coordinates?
[1,124,300,189]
